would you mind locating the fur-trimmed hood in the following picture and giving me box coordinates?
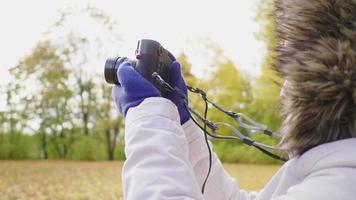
[274,0,356,155]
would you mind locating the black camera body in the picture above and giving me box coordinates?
[104,39,174,96]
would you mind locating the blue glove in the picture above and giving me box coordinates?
[112,61,160,117]
[167,60,190,124]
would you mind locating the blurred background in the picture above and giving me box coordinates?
[0,0,282,199]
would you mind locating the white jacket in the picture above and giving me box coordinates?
[122,97,356,200]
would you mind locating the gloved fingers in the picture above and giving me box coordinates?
[170,61,183,84]
[170,61,188,99]
[171,61,182,75]
[117,61,152,89]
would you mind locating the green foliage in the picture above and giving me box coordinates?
[251,67,282,131]
[251,0,282,131]
[2,7,126,162]
[0,133,126,161]
[213,140,281,164]
[0,134,36,159]
[188,0,283,164]
[207,59,252,125]
[67,136,107,161]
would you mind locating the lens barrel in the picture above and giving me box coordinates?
[104,57,128,85]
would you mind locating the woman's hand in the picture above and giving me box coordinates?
[112,61,160,117]
[167,58,190,124]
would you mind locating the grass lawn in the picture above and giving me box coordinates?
[0,161,280,200]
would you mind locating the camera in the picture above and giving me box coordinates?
[104,39,174,96]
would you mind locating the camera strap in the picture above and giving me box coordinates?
[152,73,288,193]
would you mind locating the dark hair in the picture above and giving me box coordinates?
[274,0,356,156]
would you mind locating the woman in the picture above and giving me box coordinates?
[113,0,356,199]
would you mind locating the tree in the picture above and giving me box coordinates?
[176,53,203,109]
[190,40,252,135]
[7,6,124,160]
[94,82,124,160]
[0,111,4,144]
[10,41,74,159]
[251,0,282,131]
[47,7,121,136]
[50,7,125,159]
[0,82,30,158]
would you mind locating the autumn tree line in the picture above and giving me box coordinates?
[0,1,282,164]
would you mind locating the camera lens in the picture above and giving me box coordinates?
[104,57,127,85]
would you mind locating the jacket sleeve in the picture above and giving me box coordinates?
[182,119,259,200]
[122,97,203,200]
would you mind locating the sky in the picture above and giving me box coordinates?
[0,0,266,84]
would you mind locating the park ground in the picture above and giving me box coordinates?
[0,161,280,200]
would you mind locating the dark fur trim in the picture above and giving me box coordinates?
[274,0,356,155]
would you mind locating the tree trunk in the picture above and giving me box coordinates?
[83,112,89,135]
[106,129,114,160]
[41,131,48,159]
[78,78,90,136]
